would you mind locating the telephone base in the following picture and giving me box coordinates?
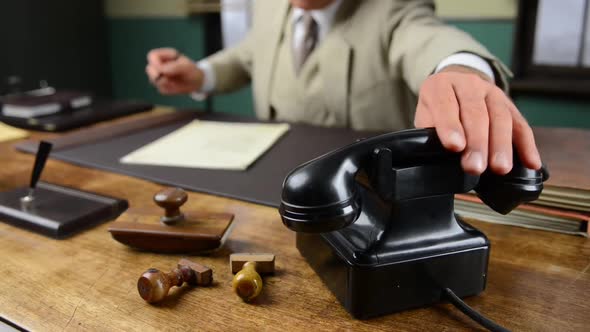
[296,219,490,319]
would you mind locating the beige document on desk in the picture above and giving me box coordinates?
[0,123,28,142]
[120,120,290,170]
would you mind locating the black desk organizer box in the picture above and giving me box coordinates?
[0,100,152,132]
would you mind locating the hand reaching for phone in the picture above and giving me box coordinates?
[414,65,542,176]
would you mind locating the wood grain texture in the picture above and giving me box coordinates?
[534,127,590,191]
[0,115,589,331]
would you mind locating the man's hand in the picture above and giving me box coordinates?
[146,48,204,95]
[414,65,542,175]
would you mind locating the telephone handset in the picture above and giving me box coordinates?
[279,128,548,320]
[280,128,547,233]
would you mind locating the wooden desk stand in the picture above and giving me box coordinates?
[108,187,234,253]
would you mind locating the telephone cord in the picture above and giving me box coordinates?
[443,288,511,332]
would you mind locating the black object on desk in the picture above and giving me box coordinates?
[279,128,548,320]
[0,141,128,238]
[0,99,152,132]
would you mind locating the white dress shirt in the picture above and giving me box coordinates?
[192,0,495,99]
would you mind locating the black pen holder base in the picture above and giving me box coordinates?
[0,182,128,239]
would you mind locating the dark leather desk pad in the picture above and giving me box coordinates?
[17,112,378,207]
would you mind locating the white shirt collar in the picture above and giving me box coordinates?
[291,0,343,40]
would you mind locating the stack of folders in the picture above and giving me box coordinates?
[1,88,92,118]
[455,127,590,237]
[455,193,589,237]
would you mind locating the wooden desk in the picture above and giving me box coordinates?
[0,116,589,331]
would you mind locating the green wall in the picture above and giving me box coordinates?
[108,17,254,115]
[108,18,206,109]
[108,18,590,128]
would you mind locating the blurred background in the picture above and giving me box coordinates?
[1,0,589,128]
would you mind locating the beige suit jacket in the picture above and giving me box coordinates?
[205,0,511,131]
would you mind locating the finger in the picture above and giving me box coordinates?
[486,88,513,175]
[156,77,194,95]
[507,101,542,170]
[147,48,179,67]
[145,65,160,83]
[418,76,466,152]
[454,77,490,175]
[156,77,178,95]
[159,58,190,77]
[414,102,434,128]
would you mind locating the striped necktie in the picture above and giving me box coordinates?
[292,12,318,75]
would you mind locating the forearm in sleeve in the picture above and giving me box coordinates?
[388,0,512,93]
[204,33,254,93]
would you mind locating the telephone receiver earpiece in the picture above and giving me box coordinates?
[475,156,548,215]
[280,128,548,233]
[280,129,443,233]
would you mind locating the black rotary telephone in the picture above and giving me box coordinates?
[279,128,548,324]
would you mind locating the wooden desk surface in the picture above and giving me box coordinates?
[0,115,589,331]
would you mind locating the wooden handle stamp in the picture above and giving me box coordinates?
[137,258,212,303]
[109,187,235,253]
[230,253,275,302]
[153,187,188,224]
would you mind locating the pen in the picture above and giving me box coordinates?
[21,141,53,206]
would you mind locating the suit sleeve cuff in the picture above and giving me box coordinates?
[190,60,216,101]
[435,52,495,82]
